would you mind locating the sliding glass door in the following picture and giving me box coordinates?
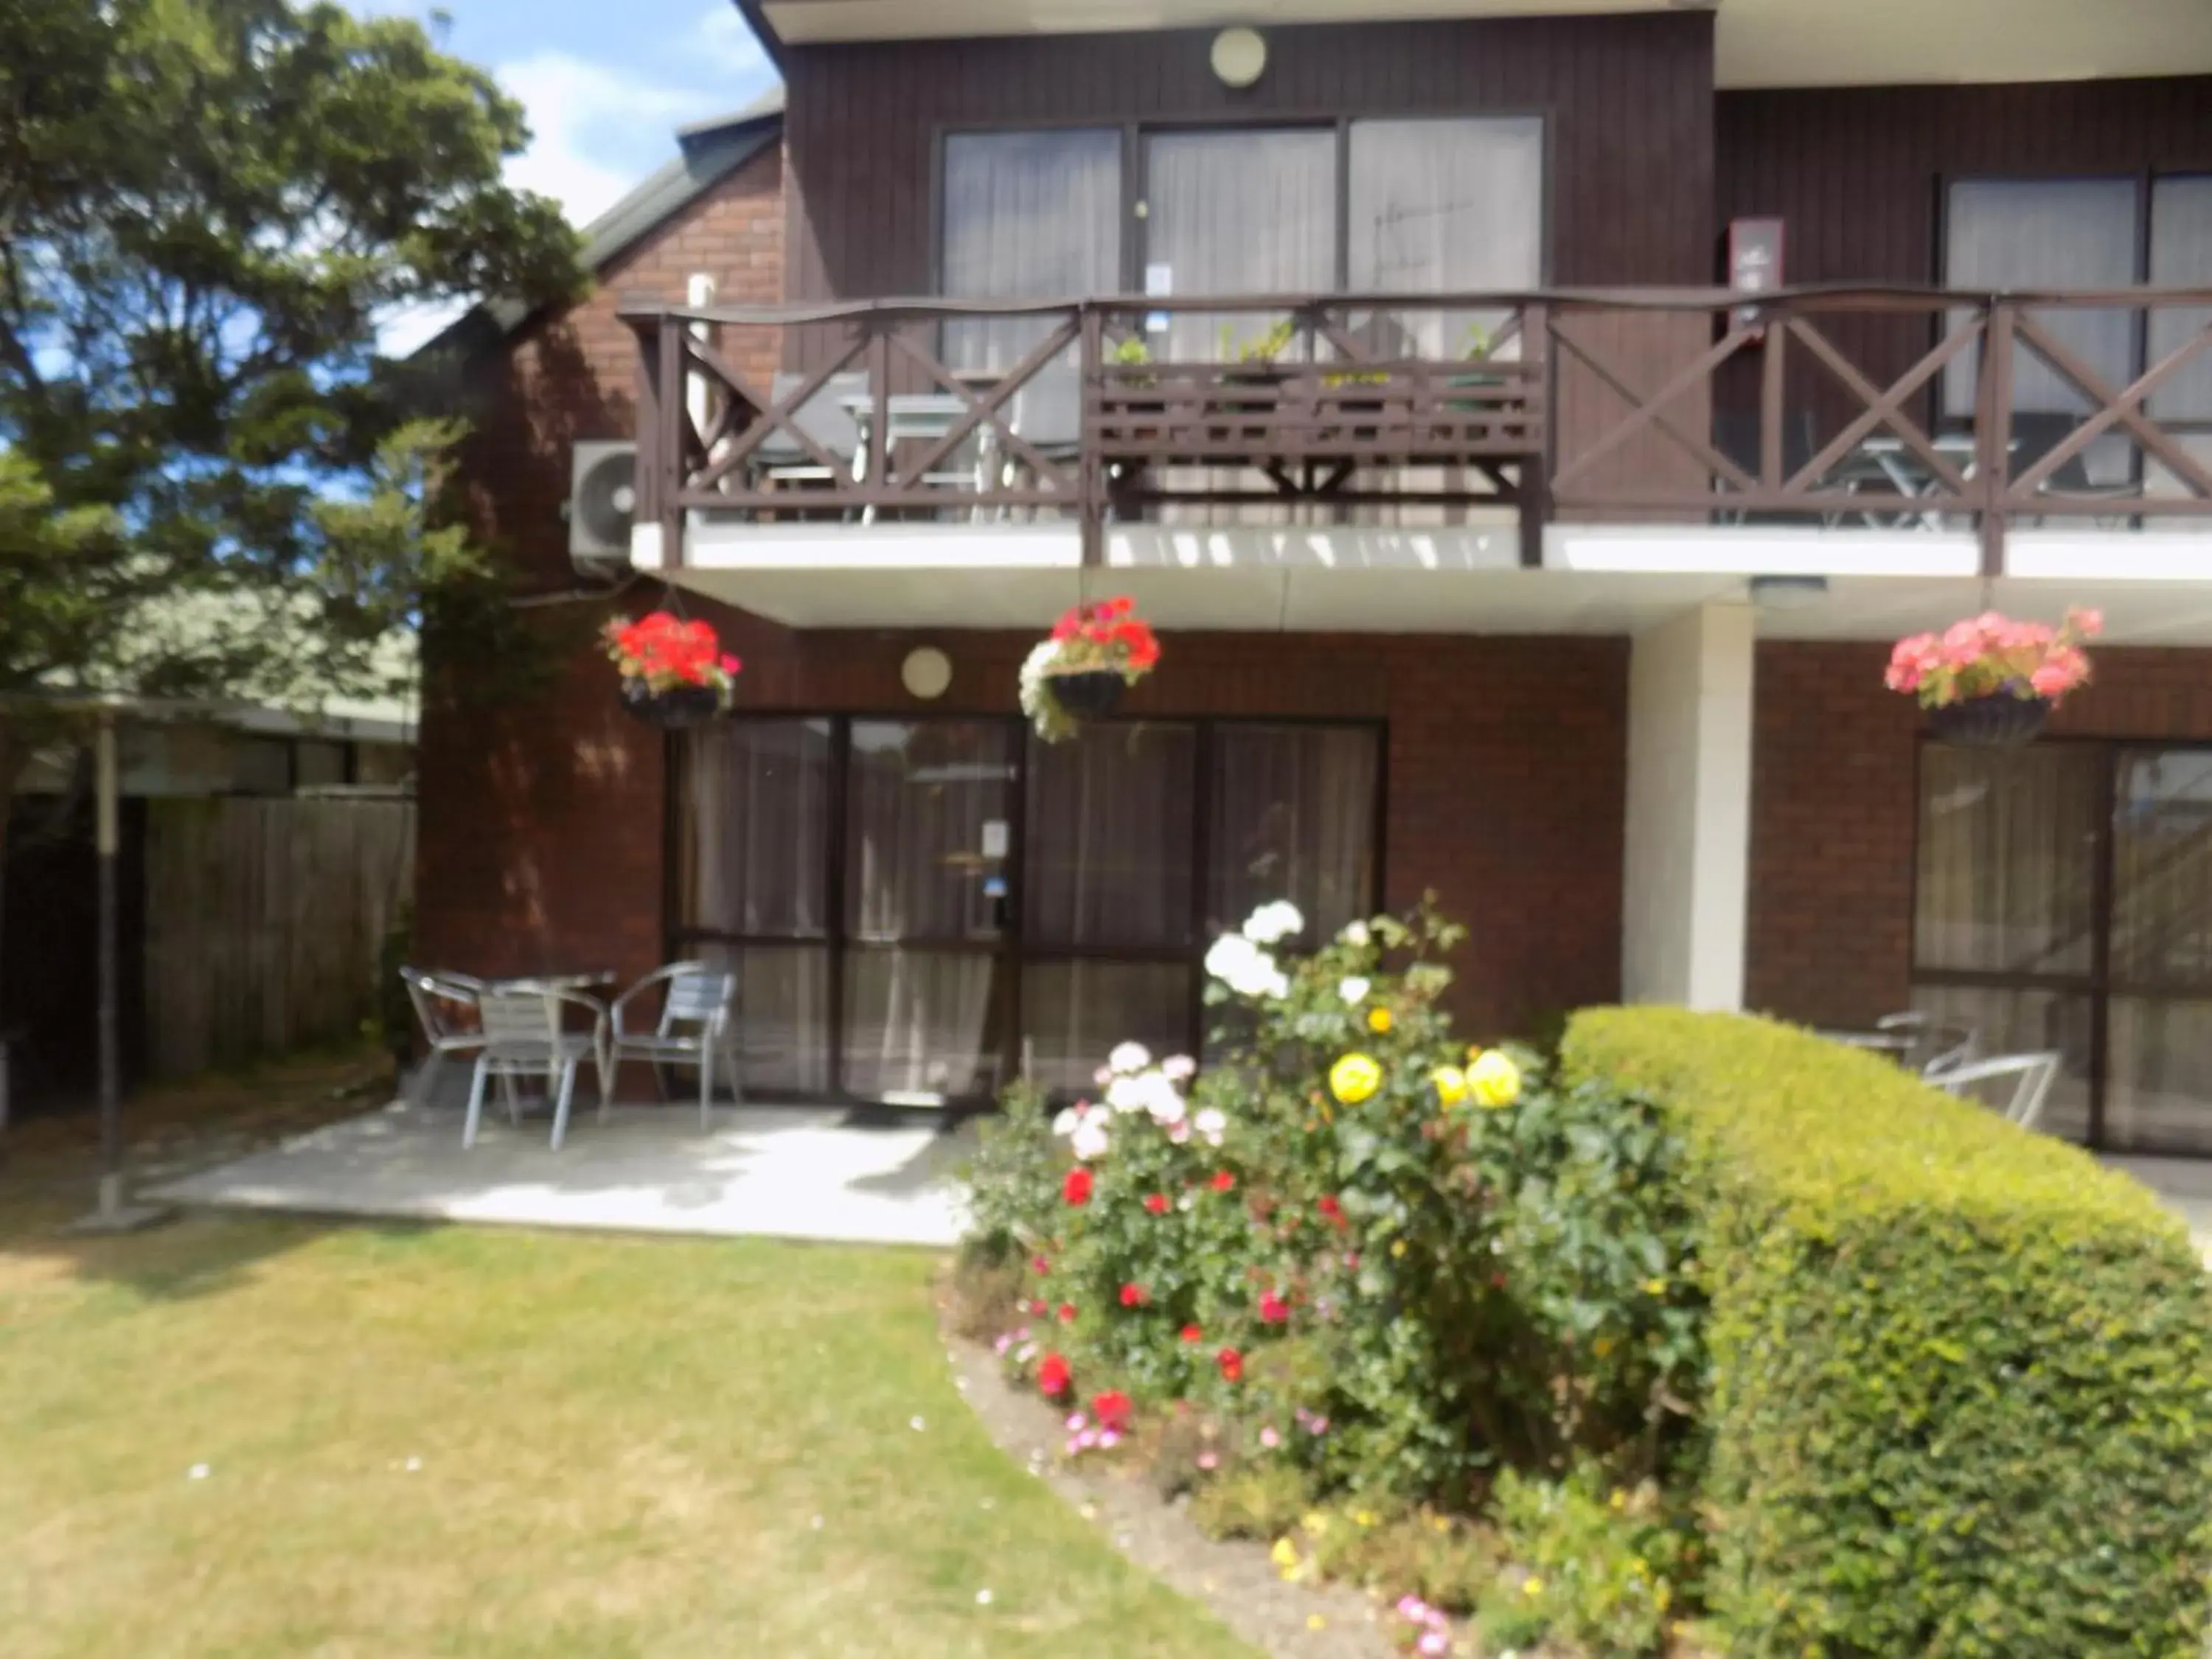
[679,717,1382,1106]
[1911,741,2212,1152]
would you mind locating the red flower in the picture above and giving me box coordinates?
[1144,1193,1169,1215]
[1091,1390,1133,1433]
[1032,1255,1051,1275]
[1037,1352,1071,1397]
[1180,1324,1203,1344]
[1210,1170,1236,1193]
[1027,1299,1048,1317]
[1063,1168,1093,1206]
[1217,1346,1245,1383]
[1057,1302,1077,1324]
[1259,1291,1290,1325]
[1316,1194,1345,1228]
[1119,1283,1148,1308]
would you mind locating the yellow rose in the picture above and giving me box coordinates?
[1366,1006,1393,1034]
[1270,1537,1299,1570]
[1468,1048,1522,1109]
[1430,1065,1467,1105]
[1523,1576,1545,1599]
[1328,1051,1382,1105]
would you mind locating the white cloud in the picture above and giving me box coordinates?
[695,2,771,77]
[496,51,713,229]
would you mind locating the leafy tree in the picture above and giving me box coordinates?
[0,0,584,972]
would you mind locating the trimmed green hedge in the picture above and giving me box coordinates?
[1562,1007,2212,1658]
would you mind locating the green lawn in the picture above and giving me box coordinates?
[0,1107,1248,1657]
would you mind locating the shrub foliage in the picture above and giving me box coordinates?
[1564,1006,2212,1659]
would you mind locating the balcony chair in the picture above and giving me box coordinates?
[1928,1050,2065,1133]
[462,985,611,1152]
[996,360,1084,519]
[399,966,489,1108]
[744,370,866,498]
[1712,411,1824,526]
[607,961,744,1130]
[2006,411,2138,529]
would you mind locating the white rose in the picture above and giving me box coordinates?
[1242,900,1305,945]
[1104,1075,1147,1115]
[1204,933,1258,984]
[1161,1054,1197,1082]
[1071,1120,1111,1161]
[1168,1119,1192,1144]
[1194,1107,1227,1147]
[1142,1076,1188,1127]
[1051,1106,1082,1137]
[1339,920,1371,947]
[1107,1041,1152,1076]
[1338,976,1371,1006]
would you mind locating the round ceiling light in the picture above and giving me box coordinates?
[901,646,953,700]
[1211,27,1267,89]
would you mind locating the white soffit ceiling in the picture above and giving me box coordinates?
[757,0,2212,88]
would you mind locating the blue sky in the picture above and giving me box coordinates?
[353,0,780,229]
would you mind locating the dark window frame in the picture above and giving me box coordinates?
[1907,734,2212,1153]
[669,711,1387,1107]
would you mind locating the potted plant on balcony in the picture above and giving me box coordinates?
[1885,607,2101,748]
[1019,597,1161,742]
[602,611,742,728]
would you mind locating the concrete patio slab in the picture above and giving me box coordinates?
[2105,1155,2212,1258]
[147,1100,976,1248]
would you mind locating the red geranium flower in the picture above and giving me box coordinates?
[1091,1390,1134,1433]
[1037,1352,1071,1397]
[1259,1291,1290,1325]
[1180,1324,1203,1344]
[1057,1302,1077,1324]
[1210,1170,1236,1192]
[1119,1283,1148,1308]
[1032,1255,1051,1275]
[1027,1299,1048,1317]
[1063,1168,1093,1206]
[1144,1193,1170,1215]
[1317,1194,1345,1228]
[1217,1346,1245,1383]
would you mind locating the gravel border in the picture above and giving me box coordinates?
[942,1323,1399,1659]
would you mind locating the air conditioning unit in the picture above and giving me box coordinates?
[568,441,637,570]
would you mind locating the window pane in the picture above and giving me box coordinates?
[2112,749,2212,992]
[843,949,1009,1101]
[684,720,832,938]
[1208,726,1380,945]
[846,721,1016,944]
[1022,961,1193,1096]
[942,129,1121,371]
[2107,996,2212,1153]
[1348,117,1543,357]
[696,942,832,1094]
[1913,745,2102,977]
[1144,130,1338,361]
[1910,983,2094,1144]
[2149,176,2212,422]
[294,740,348,788]
[1944,178,2139,421]
[1026,722,1196,949]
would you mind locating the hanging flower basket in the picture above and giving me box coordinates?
[1886,608,2100,749]
[602,611,741,729]
[1020,597,1161,742]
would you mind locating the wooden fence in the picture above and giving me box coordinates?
[142,797,415,1079]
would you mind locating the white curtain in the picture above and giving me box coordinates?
[1207,726,1379,944]
[1024,722,1196,949]
[940,128,1121,371]
[2149,175,2212,424]
[2105,750,2212,1150]
[684,721,832,939]
[1913,745,2102,976]
[1944,178,2140,426]
[1020,961,1192,1095]
[1347,116,1543,358]
[1143,129,1338,362]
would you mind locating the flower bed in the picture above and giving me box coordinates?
[959,901,1709,1656]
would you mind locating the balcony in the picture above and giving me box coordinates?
[622,286,2212,596]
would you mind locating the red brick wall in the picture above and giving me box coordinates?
[1745,640,2212,1028]
[416,147,787,983]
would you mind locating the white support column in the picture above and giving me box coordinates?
[1621,602,1755,1011]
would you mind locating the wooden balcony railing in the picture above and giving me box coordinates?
[622,286,2212,573]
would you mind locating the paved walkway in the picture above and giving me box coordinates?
[148,1099,975,1248]
[2106,1155,2212,1257]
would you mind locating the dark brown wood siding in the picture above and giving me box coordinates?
[1714,77,2212,428]
[780,11,1717,304]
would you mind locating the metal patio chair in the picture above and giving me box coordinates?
[463,984,611,1151]
[399,966,490,1108]
[607,961,743,1130]
[1930,1050,2065,1133]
